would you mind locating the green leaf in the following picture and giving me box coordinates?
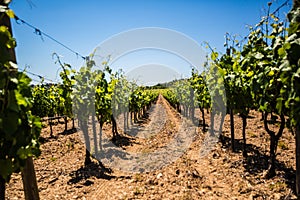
[17,146,32,160]
[266,35,275,39]
[283,42,291,50]
[65,69,70,76]
[246,71,254,77]
[288,23,299,35]
[211,52,218,61]
[278,47,286,57]
[268,70,275,77]
[6,9,14,18]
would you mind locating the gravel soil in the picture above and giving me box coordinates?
[5,95,297,199]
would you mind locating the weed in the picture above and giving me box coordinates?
[248,132,257,138]
[133,187,143,195]
[278,141,289,150]
[134,173,143,182]
[50,157,57,162]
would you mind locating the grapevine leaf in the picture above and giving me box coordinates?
[268,70,275,77]
[211,52,218,61]
[5,9,14,18]
[278,47,286,57]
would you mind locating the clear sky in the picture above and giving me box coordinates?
[9,0,292,85]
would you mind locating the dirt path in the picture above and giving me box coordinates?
[5,95,297,199]
[115,94,168,139]
[99,94,196,173]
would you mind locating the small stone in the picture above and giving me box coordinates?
[156,173,163,179]
[187,181,192,189]
[146,179,154,185]
[273,193,281,200]
[212,152,220,159]
[192,170,201,178]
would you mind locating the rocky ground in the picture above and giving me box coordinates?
[6,95,297,199]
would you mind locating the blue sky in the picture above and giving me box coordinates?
[10,0,292,85]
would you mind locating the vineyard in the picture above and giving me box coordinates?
[1,0,300,199]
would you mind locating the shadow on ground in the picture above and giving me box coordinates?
[67,162,116,185]
[111,134,138,147]
[221,135,296,193]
